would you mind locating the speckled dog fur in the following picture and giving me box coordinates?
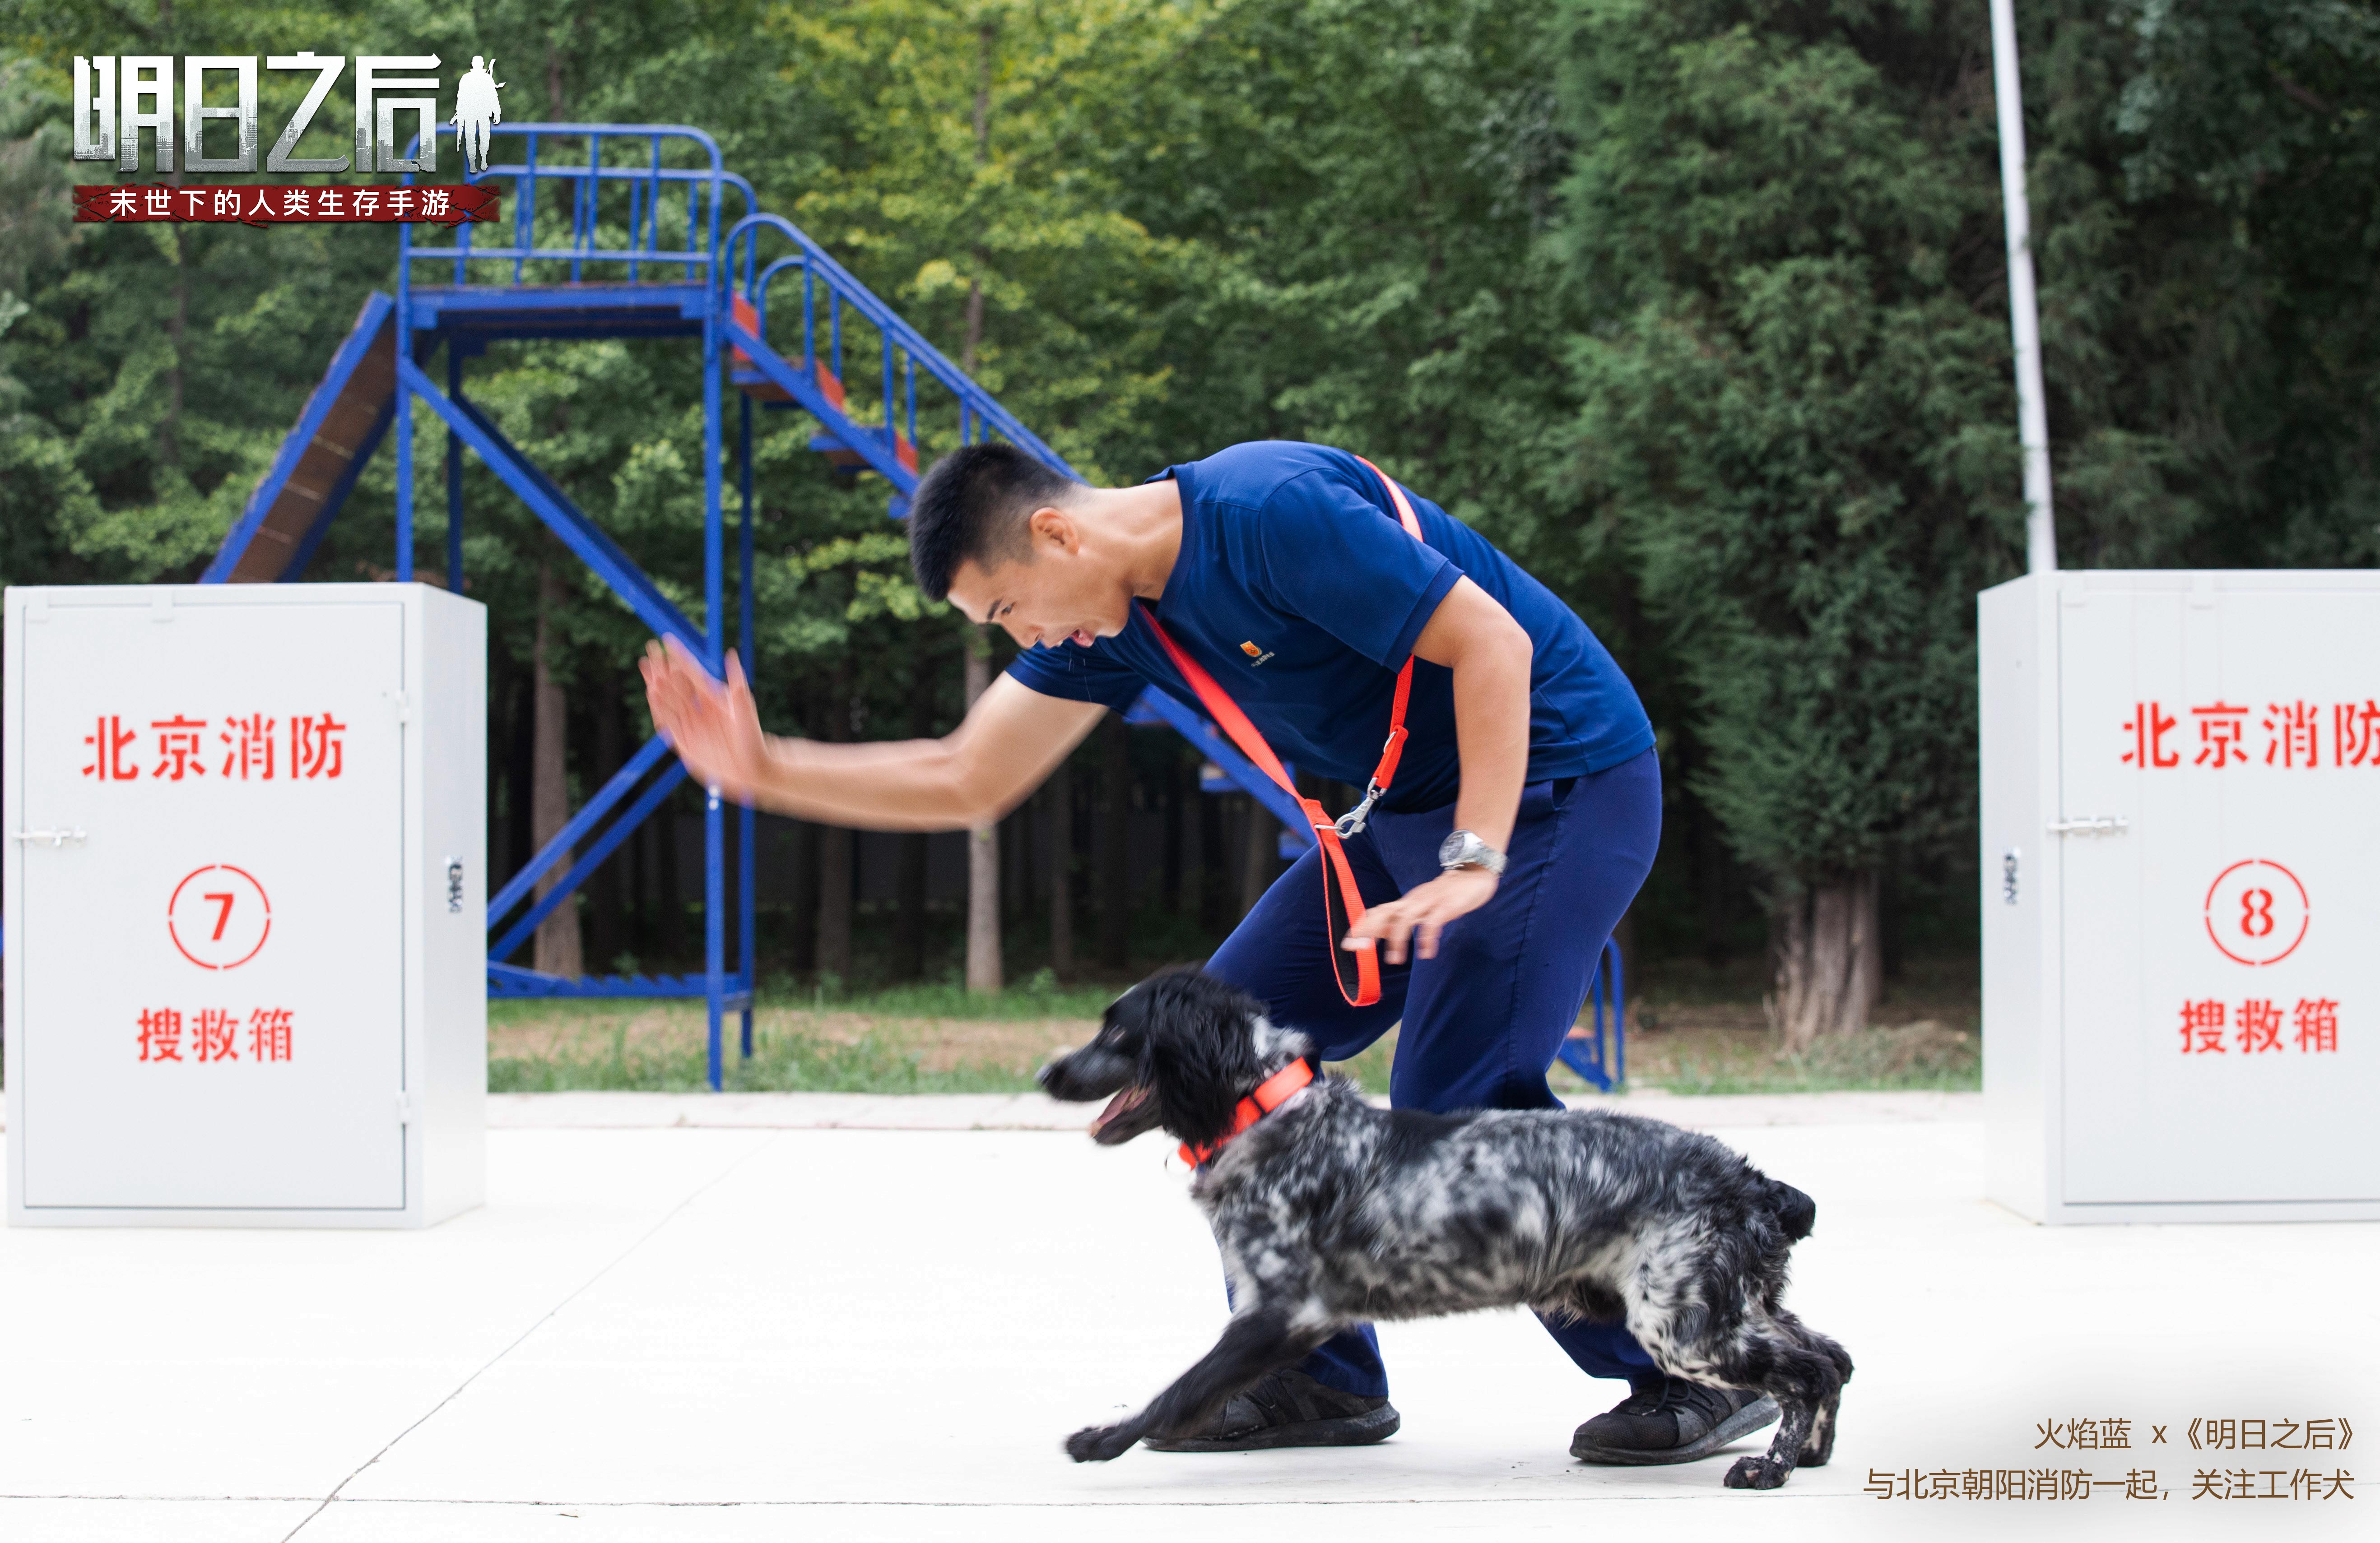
[1037,969,1853,1489]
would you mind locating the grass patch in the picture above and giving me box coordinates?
[488,1019,1041,1095]
[486,976,1107,1096]
[1325,1036,1396,1096]
[482,966,1981,1098]
[1609,1019,1980,1096]
[745,969,1128,1022]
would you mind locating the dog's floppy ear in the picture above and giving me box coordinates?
[1102,981,1153,1041]
[1134,971,1266,1149]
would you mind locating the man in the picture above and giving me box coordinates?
[641,439,1776,1464]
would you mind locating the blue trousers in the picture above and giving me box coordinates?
[1205,748,1664,1399]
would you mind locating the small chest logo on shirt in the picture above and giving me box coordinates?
[1239,640,1276,667]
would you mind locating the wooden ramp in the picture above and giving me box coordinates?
[202,292,397,583]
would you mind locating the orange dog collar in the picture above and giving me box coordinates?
[1178,1059,1316,1168]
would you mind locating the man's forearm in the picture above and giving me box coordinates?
[748,734,994,831]
[1448,635,1530,853]
[1413,578,1533,855]
[728,676,1104,832]
[1342,583,1532,964]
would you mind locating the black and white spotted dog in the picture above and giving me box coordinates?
[1037,968,1852,1489]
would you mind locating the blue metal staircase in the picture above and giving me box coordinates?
[202,123,1317,1089]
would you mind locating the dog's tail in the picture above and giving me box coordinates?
[1766,1179,1817,1242]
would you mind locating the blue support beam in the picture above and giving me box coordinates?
[487,734,678,929]
[397,360,705,649]
[1554,939,1628,1092]
[489,960,752,1007]
[737,391,757,1062]
[446,344,464,586]
[702,282,727,1090]
[490,760,690,965]
[406,281,711,338]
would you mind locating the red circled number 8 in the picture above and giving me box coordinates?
[2202,859,2307,967]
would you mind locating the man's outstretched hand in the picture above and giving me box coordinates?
[640,635,771,805]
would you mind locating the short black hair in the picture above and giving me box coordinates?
[907,441,1084,602]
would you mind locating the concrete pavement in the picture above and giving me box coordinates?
[3,1091,2371,1541]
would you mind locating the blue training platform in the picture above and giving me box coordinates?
[201,123,1621,1089]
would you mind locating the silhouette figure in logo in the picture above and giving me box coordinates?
[452,56,506,176]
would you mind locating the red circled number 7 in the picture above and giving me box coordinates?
[203,892,235,941]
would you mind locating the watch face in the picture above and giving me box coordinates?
[1438,831,1471,866]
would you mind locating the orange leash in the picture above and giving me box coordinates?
[1139,456,1427,1008]
[1178,1057,1316,1167]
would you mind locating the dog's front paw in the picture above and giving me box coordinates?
[1722,1454,1792,1490]
[1065,1423,1139,1463]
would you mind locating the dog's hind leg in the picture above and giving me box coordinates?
[1700,1313,1843,1491]
[1772,1311,1853,1468]
[1622,1260,1840,1491]
[1799,1385,1843,1470]
[1064,1306,1329,1463]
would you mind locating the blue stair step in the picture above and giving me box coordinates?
[729,369,800,407]
[486,961,753,1010]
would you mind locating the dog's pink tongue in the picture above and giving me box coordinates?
[1091,1085,1148,1135]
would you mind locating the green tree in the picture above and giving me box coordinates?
[17,0,2371,1003]
[750,0,1227,980]
[2019,0,2380,569]
[0,53,97,590]
[1110,0,1581,555]
[1556,0,2022,1044]
[1,2,407,587]
[1083,0,1736,953]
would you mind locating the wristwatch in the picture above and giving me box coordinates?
[1437,829,1506,876]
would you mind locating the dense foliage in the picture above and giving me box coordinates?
[2,0,2371,992]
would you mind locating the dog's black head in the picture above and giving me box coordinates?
[1037,968,1312,1151]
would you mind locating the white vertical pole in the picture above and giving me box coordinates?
[1990,0,2057,573]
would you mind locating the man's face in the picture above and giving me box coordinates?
[944,510,1134,651]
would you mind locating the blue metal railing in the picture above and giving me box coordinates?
[392,123,1067,499]
[398,124,750,291]
[721,212,1075,491]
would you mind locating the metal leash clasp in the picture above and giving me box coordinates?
[1334,783,1384,839]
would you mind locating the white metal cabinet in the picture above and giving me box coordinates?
[1982,571,2380,1223]
[5,584,485,1227]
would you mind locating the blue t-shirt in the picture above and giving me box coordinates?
[1004,441,1654,811]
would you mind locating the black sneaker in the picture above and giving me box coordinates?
[1142,1366,1401,1452]
[1569,1372,1778,1465]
